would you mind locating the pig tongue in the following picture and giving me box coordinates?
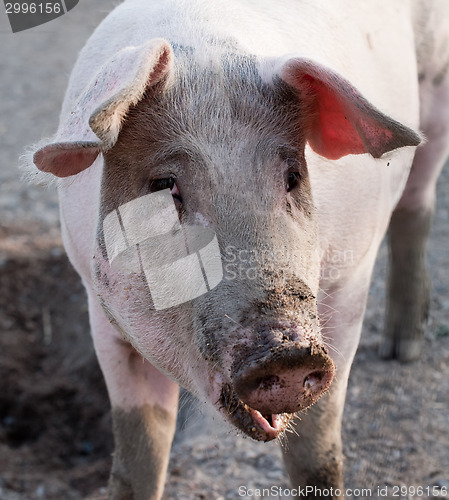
[251,409,285,433]
[218,382,294,442]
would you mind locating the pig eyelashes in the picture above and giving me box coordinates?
[149,177,182,202]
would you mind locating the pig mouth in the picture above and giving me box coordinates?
[218,382,295,442]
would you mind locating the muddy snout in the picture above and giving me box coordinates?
[232,344,335,415]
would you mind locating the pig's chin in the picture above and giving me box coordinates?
[217,381,294,442]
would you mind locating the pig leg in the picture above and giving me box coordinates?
[87,291,179,500]
[380,203,432,362]
[380,85,449,362]
[281,373,347,497]
[282,270,373,498]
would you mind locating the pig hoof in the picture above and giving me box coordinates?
[378,336,422,362]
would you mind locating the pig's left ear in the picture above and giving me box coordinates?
[34,39,174,178]
[275,57,422,159]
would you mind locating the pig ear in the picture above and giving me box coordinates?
[277,57,421,159]
[33,39,174,178]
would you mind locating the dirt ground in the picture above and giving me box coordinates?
[0,165,448,500]
[0,2,448,500]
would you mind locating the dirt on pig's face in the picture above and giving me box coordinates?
[93,49,333,441]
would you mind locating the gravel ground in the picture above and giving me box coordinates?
[0,0,114,227]
[0,3,448,500]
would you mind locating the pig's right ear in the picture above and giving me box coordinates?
[33,39,174,178]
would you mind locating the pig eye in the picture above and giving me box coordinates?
[286,171,301,192]
[278,146,302,192]
[149,177,182,202]
[150,177,174,191]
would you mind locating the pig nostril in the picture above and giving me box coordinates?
[303,371,325,392]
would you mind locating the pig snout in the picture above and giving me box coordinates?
[215,338,335,442]
[232,343,335,415]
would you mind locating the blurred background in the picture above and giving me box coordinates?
[0,2,448,499]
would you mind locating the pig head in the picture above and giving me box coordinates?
[33,39,420,443]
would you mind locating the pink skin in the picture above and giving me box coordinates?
[92,248,194,388]
[87,285,180,413]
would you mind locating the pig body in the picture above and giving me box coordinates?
[28,0,449,498]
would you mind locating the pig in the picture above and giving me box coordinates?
[25,0,449,498]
